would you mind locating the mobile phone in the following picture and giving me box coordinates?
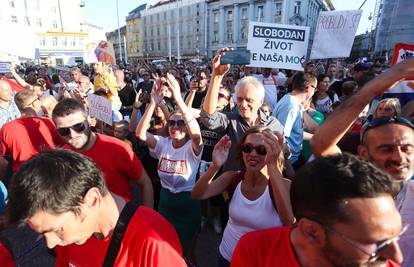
[220,50,251,65]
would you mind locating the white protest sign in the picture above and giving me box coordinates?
[87,94,113,125]
[247,22,310,71]
[0,62,11,73]
[310,10,362,59]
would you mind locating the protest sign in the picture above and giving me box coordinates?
[83,41,116,64]
[0,62,11,74]
[87,94,113,125]
[310,10,362,59]
[392,43,414,65]
[247,22,310,71]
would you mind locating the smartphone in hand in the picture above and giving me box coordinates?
[220,50,251,65]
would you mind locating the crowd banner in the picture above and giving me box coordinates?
[87,93,113,125]
[310,10,362,59]
[384,43,414,106]
[392,43,414,65]
[83,41,116,64]
[247,21,310,71]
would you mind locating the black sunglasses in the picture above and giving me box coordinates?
[168,119,185,128]
[241,143,267,156]
[56,121,87,136]
[218,93,230,100]
[360,116,414,143]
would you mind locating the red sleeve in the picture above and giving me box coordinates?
[387,260,401,267]
[0,243,16,267]
[119,141,143,181]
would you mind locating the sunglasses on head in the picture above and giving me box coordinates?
[56,121,87,136]
[241,143,267,156]
[218,93,230,100]
[168,119,186,128]
[360,116,414,143]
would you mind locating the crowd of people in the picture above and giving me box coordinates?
[0,48,413,267]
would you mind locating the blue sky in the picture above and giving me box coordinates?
[84,0,376,35]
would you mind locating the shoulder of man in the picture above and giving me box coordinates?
[263,115,284,135]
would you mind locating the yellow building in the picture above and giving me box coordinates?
[126,4,146,61]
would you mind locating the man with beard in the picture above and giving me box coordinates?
[52,98,153,205]
[231,153,404,267]
[311,57,414,266]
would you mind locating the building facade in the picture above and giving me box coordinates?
[126,4,146,62]
[374,0,414,54]
[206,0,334,58]
[0,0,91,65]
[141,0,208,61]
[106,26,127,63]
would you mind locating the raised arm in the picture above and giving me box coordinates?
[262,131,295,226]
[135,82,163,149]
[10,65,31,88]
[311,57,414,157]
[166,73,203,156]
[202,48,230,114]
[128,91,144,132]
[184,80,197,107]
[192,135,237,199]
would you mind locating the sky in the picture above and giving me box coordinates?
[84,0,377,35]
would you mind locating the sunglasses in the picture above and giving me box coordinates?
[241,143,267,156]
[218,93,230,100]
[56,121,87,136]
[168,119,186,128]
[360,116,414,143]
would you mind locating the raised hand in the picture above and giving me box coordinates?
[212,48,231,77]
[262,130,284,172]
[150,79,165,105]
[165,73,182,100]
[212,135,232,169]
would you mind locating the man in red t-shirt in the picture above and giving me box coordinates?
[52,98,153,204]
[0,89,62,174]
[6,149,186,267]
[231,154,404,267]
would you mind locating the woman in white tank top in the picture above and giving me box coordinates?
[192,126,295,266]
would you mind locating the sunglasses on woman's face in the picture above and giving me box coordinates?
[241,143,267,156]
[56,121,87,136]
[168,119,185,128]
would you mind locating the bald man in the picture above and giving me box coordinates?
[0,80,20,128]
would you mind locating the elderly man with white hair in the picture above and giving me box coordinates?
[200,48,283,171]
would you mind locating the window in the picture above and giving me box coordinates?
[39,37,46,46]
[51,6,57,13]
[35,0,40,10]
[227,10,233,21]
[197,20,199,25]
[294,1,301,15]
[158,42,161,50]
[71,38,76,46]
[53,20,58,29]
[9,0,14,8]
[62,37,67,46]
[227,32,233,42]
[214,12,219,23]
[257,6,264,22]
[213,30,218,43]
[52,37,58,46]
[275,3,282,16]
[241,8,248,20]
[25,16,30,26]
[11,16,17,23]
[37,18,42,27]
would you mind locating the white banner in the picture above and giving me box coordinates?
[0,20,36,59]
[87,94,113,125]
[247,22,310,71]
[310,10,362,59]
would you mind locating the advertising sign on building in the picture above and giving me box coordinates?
[87,93,113,125]
[247,21,310,71]
[310,10,362,59]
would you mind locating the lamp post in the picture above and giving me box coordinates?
[116,0,123,62]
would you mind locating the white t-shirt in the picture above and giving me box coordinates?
[150,136,202,193]
[219,182,282,261]
[315,94,339,115]
[256,74,279,111]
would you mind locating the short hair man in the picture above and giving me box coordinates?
[6,149,186,266]
[52,98,153,205]
[311,57,414,266]
[273,72,317,169]
[231,154,404,267]
[200,49,283,171]
[1,89,61,176]
[0,80,20,128]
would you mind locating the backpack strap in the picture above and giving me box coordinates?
[103,201,140,267]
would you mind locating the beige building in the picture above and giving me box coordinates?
[126,4,146,62]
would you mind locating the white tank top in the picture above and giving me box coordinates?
[219,181,282,261]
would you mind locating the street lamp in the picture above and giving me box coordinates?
[116,0,123,62]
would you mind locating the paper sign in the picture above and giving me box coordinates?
[87,93,113,125]
[392,43,414,65]
[84,41,116,64]
[0,62,10,73]
[247,21,310,71]
[310,10,362,59]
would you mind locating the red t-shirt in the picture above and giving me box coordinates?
[55,206,186,267]
[231,226,401,267]
[0,117,62,172]
[64,134,143,201]
[0,243,15,267]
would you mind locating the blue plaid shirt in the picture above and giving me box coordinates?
[0,99,20,128]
